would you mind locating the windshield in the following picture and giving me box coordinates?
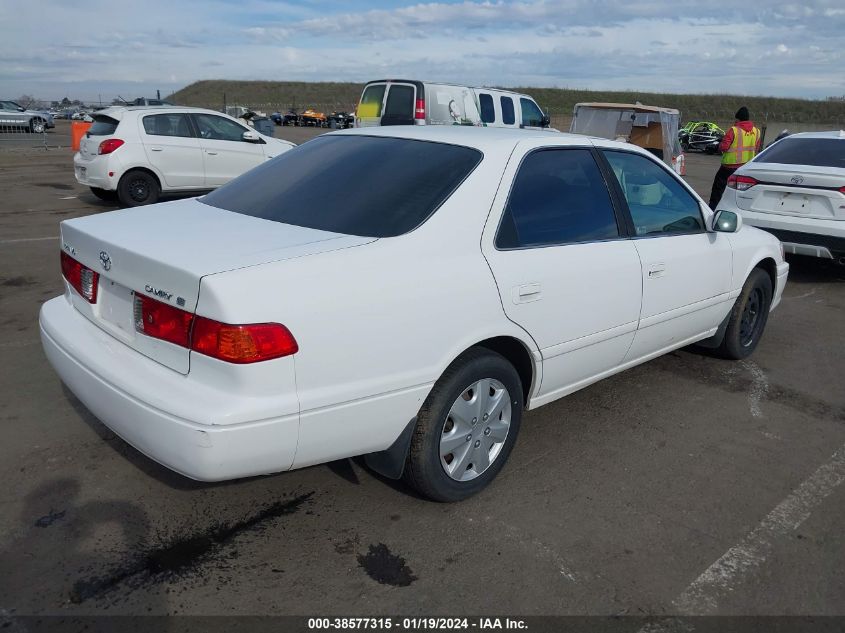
[201,135,483,238]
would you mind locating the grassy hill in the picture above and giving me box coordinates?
[169,80,845,125]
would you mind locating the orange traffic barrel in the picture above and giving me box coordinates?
[71,121,92,151]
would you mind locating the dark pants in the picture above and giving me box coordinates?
[709,165,737,209]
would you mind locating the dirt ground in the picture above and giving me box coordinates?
[0,121,843,621]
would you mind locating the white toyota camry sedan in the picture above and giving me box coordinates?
[41,126,789,501]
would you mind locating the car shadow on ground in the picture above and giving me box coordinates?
[784,255,845,284]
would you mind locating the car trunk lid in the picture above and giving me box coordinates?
[735,164,845,221]
[60,197,375,373]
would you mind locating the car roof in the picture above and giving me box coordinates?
[91,105,234,120]
[329,125,638,154]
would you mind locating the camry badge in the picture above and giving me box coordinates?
[99,250,112,271]
[145,285,173,301]
[790,175,804,185]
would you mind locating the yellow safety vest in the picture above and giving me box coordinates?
[722,125,760,165]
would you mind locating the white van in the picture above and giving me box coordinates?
[355,80,551,130]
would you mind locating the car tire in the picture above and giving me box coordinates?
[717,268,773,360]
[30,119,46,134]
[90,187,117,201]
[403,348,523,502]
[117,170,160,207]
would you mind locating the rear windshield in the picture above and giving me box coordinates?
[201,135,482,238]
[755,137,845,168]
[88,116,119,136]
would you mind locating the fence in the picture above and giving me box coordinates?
[0,110,50,150]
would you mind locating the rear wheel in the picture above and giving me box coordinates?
[90,187,117,201]
[717,268,773,360]
[117,170,160,207]
[404,348,523,502]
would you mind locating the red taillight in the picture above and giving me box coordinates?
[98,138,124,155]
[133,295,298,363]
[727,174,758,191]
[134,294,193,348]
[191,317,298,364]
[60,251,99,303]
[839,186,845,194]
[414,98,425,120]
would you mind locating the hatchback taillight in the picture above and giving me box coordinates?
[133,294,298,363]
[727,174,758,191]
[414,98,425,120]
[60,251,99,303]
[98,138,124,155]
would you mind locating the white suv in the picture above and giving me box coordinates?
[73,106,295,207]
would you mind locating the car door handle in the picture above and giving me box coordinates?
[512,283,542,304]
[206,151,218,155]
[647,263,666,279]
[150,147,163,152]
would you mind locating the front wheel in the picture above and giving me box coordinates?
[717,268,773,360]
[117,170,160,207]
[404,348,523,502]
[30,119,46,134]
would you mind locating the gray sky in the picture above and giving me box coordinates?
[2,0,843,102]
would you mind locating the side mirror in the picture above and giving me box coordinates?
[712,210,742,233]
[242,130,260,143]
[541,114,551,128]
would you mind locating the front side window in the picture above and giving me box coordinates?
[192,114,247,142]
[496,149,620,249]
[603,150,704,236]
[520,98,544,127]
[479,94,495,123]
[201,135,482,238]
[500,97,515,125]
[142,113,192,138]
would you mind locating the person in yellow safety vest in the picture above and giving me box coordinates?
[708,106,761,209]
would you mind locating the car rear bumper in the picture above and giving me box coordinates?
[730,202,845,259]
[39,295,299,481]
[73,153,114,190]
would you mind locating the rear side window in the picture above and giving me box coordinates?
[501,97,515,125]
[88,116,119,136]
[382,85,415,125]
[479,94,495,124]
[520,98,544,127]
[755,137,845,168]
[142,113,193,138]
[358,84,385,118]
[496,149,620,249]
[201,136,482,238]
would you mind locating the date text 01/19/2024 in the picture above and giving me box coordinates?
[307,618,528,630]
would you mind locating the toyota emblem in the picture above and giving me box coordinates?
[99,250,112,271]
[790,175,804,185]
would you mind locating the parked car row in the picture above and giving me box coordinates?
[270,109,355,129]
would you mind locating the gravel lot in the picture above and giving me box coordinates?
[1,121,843,619]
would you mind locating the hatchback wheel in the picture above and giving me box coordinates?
[117,170,160,207]
[404,348,523,502]
[717,268,772,360]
